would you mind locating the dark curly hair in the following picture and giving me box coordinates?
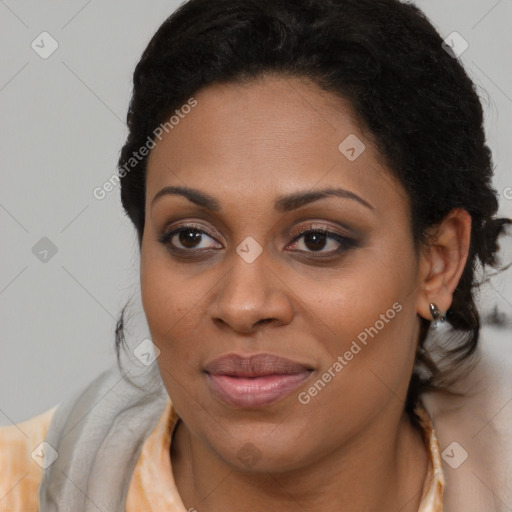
[115,0,511,422]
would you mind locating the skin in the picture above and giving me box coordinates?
[140,74,471,512]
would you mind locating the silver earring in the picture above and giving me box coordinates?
[429,303,446,328]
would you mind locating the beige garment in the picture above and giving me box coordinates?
[415,405,445,512]
[0,407,56,512]
[0,398,443,511]
[420,325,512,511]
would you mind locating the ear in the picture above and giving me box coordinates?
[416,208,472,321]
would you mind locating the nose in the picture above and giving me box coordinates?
[209,249,294,334]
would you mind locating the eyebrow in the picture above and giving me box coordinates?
[151,185,374,212]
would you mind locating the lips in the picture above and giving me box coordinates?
[204,353,313,408]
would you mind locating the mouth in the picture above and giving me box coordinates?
[204,353,314,408]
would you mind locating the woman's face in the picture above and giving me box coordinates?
[141,75,425,471]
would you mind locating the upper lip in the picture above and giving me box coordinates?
[204,353,312,377]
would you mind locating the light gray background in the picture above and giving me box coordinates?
[1,0,511,426]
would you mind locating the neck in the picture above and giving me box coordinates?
[171,405,429,512]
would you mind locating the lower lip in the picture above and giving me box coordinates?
[206,372,312,408]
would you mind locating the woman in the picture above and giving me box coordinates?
[1,0,511,510]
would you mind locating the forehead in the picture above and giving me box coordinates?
[145,75,406,213]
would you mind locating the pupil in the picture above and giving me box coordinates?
[305,232,326,251]
[179,229,202,248]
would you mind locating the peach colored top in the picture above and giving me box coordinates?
[0,401,444,511]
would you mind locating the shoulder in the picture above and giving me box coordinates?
[0,407,57,512]
[422,326,512,511]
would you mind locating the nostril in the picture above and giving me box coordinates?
[255,318,273,326]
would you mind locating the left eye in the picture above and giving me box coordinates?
[287,229,355,254]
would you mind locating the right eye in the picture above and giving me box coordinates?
[159,225,222,253]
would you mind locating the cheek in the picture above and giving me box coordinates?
[140,256,201,408]
[312,240,419,405]
[140,246,194,360]
[295,284,418,451]
[140,242,224,391]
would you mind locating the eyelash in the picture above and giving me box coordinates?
[158,223,358,258]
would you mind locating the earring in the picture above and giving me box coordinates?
[429,303,446,328]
